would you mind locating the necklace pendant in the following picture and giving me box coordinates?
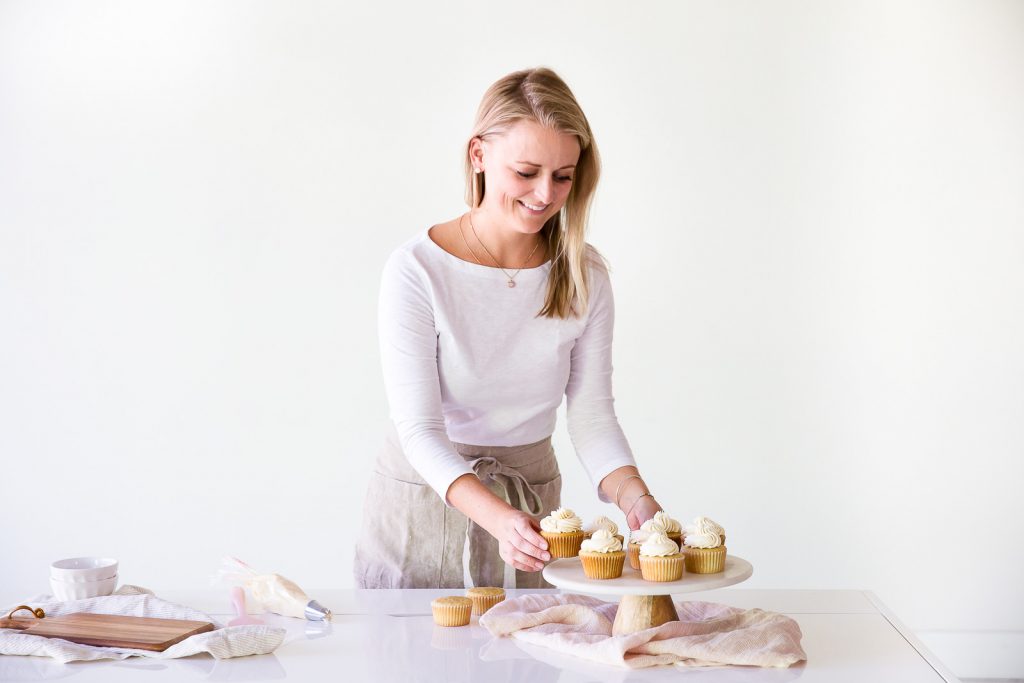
[507,280,516,288]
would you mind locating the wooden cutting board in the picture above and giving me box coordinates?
[0,613,215,651]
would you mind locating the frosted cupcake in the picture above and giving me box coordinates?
[638,531,684,582]
[584,515,624,546]
[431,596,472,626]
[631,515,669,570]
[684,516,726,545]
[627,528,651,570]
[465,587,505,616]
[622,528,647,573]
[683,519,727,574]
[579,529,625,579]
[647,511,683,546]
[539,507,585,558]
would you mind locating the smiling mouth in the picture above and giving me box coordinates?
[519,200,548,212]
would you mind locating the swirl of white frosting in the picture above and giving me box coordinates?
[540,507,582,533]
[586,515,619,537]
[629,528,652,545]
[684,530,722,549]
[653,511,681,534]
[580,529,622,553]
[639,531,679,557]
[640,517,668,535]
[684,516,725,537]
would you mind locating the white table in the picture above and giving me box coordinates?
[0,589,960,682]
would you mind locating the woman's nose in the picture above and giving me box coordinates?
[533,176,555,204]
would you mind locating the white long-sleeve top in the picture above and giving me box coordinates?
[379,229,637,504]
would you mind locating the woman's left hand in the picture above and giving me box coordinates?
[626,493,662,531]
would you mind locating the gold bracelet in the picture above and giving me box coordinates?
[614,474,643,508]
[626,493,655,519]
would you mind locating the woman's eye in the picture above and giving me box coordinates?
[516,170,574,183]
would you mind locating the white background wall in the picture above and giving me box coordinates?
[2,0,1022,678]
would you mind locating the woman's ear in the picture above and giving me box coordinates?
[468,136,485,173]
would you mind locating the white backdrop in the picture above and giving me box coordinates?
[2,1,1022,678]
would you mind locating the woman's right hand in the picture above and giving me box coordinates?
[447,474,552,572]
[493,509,551,572]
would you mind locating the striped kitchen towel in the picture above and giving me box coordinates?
[479,593,806,669]
[0,585,285,663]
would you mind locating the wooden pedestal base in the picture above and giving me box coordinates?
[611,594,679,636]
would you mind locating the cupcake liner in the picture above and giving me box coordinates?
[431,597,472,627]
[627,542,641,570]
[684,545,727,574]
[580,551,625,579]
[466,587,505,615]
[639,554,685,582]
[541,530,585,558]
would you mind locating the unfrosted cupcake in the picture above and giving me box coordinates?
[638,532,684,582]
[465,587,505,616]
[539,507,585,558]
[431,596,472,626]
[651,509,684,548]
[584,515,624,546]
[683,519,727,574]
[579,529,625,579]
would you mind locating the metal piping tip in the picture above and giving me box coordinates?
[305,599,332,622]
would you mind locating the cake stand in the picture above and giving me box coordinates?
[542,554,753,636]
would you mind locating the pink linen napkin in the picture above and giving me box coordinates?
[478,593,806,669]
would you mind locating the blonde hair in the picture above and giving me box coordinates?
[464,67,604,319]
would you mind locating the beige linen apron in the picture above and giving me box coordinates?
[353,424,561,589]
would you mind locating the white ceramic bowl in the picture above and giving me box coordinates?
[50,574,119,601]
[50,557,118,583]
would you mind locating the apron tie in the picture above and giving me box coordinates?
[467,456,546,589]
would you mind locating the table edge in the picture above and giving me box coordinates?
[864,591,962,683]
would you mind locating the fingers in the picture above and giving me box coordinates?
[496,515,550,572]
[512,518,550,562]
[509,532,549,568]
[627,494,662,525]
[502,545,545,572]
[518,516,549,550]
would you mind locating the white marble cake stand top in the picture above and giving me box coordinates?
[543,554,753,596]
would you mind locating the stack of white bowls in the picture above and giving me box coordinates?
[50,557,119,601]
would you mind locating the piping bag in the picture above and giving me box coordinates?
[217,556,332,621]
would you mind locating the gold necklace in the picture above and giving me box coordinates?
[465,211,541,288]
[458,214,487,269]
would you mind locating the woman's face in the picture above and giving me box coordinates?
[472,119,581,234]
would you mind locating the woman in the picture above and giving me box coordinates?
[354,67,663,589]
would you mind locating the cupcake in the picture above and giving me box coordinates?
[584,515,624,546]
[431,596,472,627]
[627,528,651,570]
[683,519,727,574]
[685,516,726,546]
[650,511,683,546]
[579,529,625,579]
[539,507,585,558]
[638,532,684,582]
[465,587,505,615]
